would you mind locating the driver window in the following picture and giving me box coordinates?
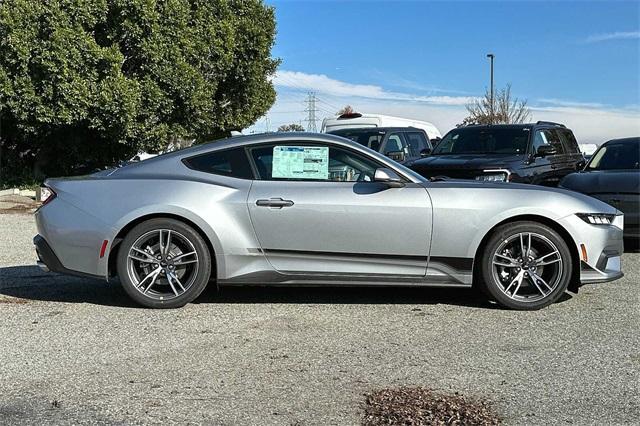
[532,130,550,153]
[384,133,407,154]
[250,143,379,182]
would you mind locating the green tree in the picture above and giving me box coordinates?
[0,0,279,179]
[277,123,304,132]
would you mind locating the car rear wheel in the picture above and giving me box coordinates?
[117,218,212,308]
[480,221,572,310]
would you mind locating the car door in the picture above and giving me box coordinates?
[527,129,565,186]
[247,141,432,277]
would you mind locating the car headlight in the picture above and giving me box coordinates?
[475,170,510,182]
[576,213,616,225]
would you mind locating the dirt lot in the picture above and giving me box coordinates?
[0,212,638,425]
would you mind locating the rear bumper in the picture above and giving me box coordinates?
[34,235,102,280]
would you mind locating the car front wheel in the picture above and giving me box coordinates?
[480,221,573,310]
[117,218,212,308]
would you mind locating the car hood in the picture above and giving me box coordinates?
[412,154,524,170]
[420,178,619,216]
[560,170,640,194]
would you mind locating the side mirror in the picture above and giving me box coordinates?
[535,145,557,158]
[374,168,405,188]
[385,150,406,162]
[420,148,432,157]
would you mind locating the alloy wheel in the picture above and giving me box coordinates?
[491,232,564,303]
[126,229,199,301]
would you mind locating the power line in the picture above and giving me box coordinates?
[316,97,342,112]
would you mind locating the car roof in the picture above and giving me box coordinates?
[137,132,350,162]
[457,124,533,129]
[328,127,426,133]
[459,122,568,130]
[603,137,640,145]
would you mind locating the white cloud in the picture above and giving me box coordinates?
[537,98,605,109]
[273,70,475,106]
[253,70,640,144]
[585,31,640,43]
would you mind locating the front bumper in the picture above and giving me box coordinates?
[559,214,624,285]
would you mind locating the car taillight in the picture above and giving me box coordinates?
[40,187,56,206]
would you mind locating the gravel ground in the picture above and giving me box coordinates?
[0,213,638,425]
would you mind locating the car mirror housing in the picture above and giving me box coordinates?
[535,145,557,158]
[385,150,406,162]
[374,168,405,188]
[420,148,432,157]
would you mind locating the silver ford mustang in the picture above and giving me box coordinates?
[34,133,624,309]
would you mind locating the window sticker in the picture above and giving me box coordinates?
[272,146,329,180]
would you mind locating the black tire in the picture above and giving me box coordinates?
[480,221,572,310]
[117,218,212,308]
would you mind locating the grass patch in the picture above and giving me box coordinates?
[363,386,500,426]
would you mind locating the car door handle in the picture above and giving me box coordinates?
[256,198,294,208]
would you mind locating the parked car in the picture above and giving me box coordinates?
[410,121,586,186]
[560,137,639,239]
[326,127,432,166]
[35,132,623,310]
[321,112,442,142]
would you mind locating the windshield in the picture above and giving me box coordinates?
[587,142,640,170]
[329,129,386,151]
[433,127,529,155]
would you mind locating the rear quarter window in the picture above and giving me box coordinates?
[183,147,254,179]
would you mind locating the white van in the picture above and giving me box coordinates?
[321,113,442,141]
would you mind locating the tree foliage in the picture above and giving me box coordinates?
[462,84,530,126]
[277,123,304,132]
[0,0,279,178]
[337,105,356,116]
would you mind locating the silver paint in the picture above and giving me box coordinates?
[35,132,623,287]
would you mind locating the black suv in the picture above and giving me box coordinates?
[327,127,433,167]
[410,122,585,186]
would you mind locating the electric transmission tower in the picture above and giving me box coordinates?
[304,92,319,132]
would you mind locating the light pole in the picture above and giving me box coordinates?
[486,53,495,124]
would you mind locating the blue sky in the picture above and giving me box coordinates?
[251,0,640,142]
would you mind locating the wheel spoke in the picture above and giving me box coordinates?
[164,230,172,257]
[169,272,186,292]
[129,254,156,263]
[512,274,524,297]
[535,250,561,266]
[493,253,519,267]
[528,275,548,296]
[138,267,161,292]
[172,251,197,265]
[531,272,553,292]
[519,232,531,259]
[504,271,523,294]
[158,230,165,258]
[143,270,161,294]
[131,247,154,260]
[166,273,179,296]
